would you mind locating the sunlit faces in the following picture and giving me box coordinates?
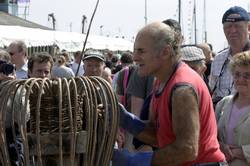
[223,21,249,47]
[133,33,163,77]
[8,45,24,65]
[83,58,105,76]
[233,66,250,94]
[28,62,52,78]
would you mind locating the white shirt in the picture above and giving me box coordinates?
[71,62,84,76]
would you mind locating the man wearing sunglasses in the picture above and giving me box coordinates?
[7,40,28,79]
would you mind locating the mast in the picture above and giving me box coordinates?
[144,0,148,25]
[82,15,87,34]
[193,0,197,44]
[178,0,181,24]
[48,13,56,30]
[203,0,207,42]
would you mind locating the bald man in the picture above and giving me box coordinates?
[113,22,226,166]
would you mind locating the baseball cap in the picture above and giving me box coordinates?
[222,6,250,23]
[180,46,205,61]
[83,50,105,61]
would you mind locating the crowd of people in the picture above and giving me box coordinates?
[0,5,250,166]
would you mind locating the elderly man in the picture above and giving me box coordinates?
[113,22,226,166]
[180,45,212,93]
[181,46,207,77]
[83,50,112,84]
[83,50,105,76]
[7,40,28,79]
[210,6,250,105]
[126,19,182,152]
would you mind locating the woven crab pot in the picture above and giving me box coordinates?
[0,76,119,166]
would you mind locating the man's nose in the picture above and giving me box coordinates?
[92,67,98,72]
[132,53,138,62]
[39,72,47,78]
[229,25,237,32]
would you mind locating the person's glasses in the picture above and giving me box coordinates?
[233,71,250,80]
[9,52,16,56]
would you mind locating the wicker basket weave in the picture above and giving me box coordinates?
[0,76,119,166]
[27,79,83,133]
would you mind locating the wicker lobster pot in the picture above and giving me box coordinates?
[28,79,84,133]
[0,76,119,166]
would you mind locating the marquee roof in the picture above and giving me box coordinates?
[0,25,133,51]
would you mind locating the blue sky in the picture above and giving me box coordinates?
[22,0,250,52]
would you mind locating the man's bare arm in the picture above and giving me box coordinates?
[135,119,158,146]
[151,85,200,166]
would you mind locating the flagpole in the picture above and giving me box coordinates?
[178,0,181,24]
[194,0,197,44]
[203,0,207,42]
[144,0,147,25]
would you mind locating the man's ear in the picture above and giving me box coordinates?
[161,45,172,59]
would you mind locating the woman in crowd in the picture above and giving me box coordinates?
[52,55,75,78]
[0,49,15,81]
[216,51,250,166]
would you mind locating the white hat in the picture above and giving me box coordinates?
[181,46,205,61]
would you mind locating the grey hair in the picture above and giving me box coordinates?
[8,40,27,56]
[144,23,182,59]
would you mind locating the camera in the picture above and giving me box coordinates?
[0,60,15,75]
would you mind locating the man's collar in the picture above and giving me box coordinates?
[229,40,250,55]
[19,62,28,71]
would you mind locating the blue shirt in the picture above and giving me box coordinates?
[16,63,28,79]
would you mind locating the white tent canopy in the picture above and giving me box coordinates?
[0,25,134,52]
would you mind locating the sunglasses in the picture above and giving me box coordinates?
[9,52,16,56]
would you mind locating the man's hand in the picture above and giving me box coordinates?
[230,145,245,160]
[112,149,153,166]
[0,72,15,81]
[219,142,234,161]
